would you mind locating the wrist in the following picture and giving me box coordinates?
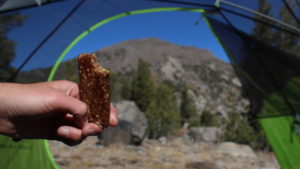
[0,83,11,118]
[0,83,18,137]
[0,83,22,118]
[0,117,14,137]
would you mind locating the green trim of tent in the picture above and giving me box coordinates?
[205,15,300,169]
[0,136,60,169]
[44,140,60,169]
[48,7,204,81]
[1,4,298,169]
[0,7,202,169]
[258,75,300,169]
[47,7,300,169]
[203,15,266,95]
[44,7,205,169]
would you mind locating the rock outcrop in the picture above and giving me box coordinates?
[19,38,250,119]
[188,127,222,143]
[99,101,147,145]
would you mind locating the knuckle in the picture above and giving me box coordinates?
[46,92,60,106]
[63,80,78,88]
[59,80,72,84]
[70,83,79,94]
[77,102,87,115]
[64,81,79,97]
[70,82,79,89]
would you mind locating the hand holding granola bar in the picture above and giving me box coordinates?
[0,80,118,146]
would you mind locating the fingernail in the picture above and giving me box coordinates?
[60,128,69,137]
[87,127,96,135]
[110,115,116,123]
[114,114,118,122]
[87,128,95,134]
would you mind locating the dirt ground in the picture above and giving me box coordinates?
[49,136,279,169]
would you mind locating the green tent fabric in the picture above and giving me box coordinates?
[1,8,206,169]
[1,1,300,169]
[205,15,300,169]
[260,117,300,169]
[0,136,58,169]
[260,76,300,169]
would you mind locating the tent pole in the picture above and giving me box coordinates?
[296,0,300,7]
[218,0,300,34]
[218,9,298,118]
[282,0,300,25]
[0,0,67,13]
[7,0,85,82]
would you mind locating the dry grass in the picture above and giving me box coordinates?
[49,136,279,169]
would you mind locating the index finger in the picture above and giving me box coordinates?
[49,92,88,127]
[46,80,80,98]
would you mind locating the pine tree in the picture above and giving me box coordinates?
[65,60,78,83]
[180,85,198,126]
[120,77,132,100]
[131,59,155,112]
[109,71,119,102]
[145,99,159,138]
[200,110,219,127]
[252,0,274,43]
[274,0,300,55]
[146,83,181,138]
[221,112,269,150]
[252,0,300,55]
[0,14,25,81]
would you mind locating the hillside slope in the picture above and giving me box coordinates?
[19,38,249,116]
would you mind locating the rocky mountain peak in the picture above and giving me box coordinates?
[19,38,249,117]
[95,38,229,73]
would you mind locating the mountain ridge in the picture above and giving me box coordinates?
[18,38,249,117]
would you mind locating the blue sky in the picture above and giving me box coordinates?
[62,11,229,62]
[58,0,286,64]
[7,0,289,70]
[8,9,229,70]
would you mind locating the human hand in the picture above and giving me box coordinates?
[0,80,118,145]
